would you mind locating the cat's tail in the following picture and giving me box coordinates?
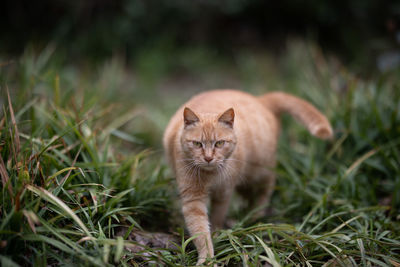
[258,92,333,140]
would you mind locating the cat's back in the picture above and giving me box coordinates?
[164,89,276,136]
[186,90,276,129]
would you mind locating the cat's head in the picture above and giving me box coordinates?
[180,107,237,171]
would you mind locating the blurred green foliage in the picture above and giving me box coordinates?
[2,0,400,68]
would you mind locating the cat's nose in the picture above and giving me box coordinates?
[204,156,213,163]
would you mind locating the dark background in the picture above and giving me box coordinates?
[2,0,400,71]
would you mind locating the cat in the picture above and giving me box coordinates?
[163,90,333,265]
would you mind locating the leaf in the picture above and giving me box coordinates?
[26,185,92,238]
[255,235,281,267]
[0,255,20,267]
[114,236,124,263]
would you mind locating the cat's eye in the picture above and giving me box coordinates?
[192,141,202,148]
[215,140,225,148]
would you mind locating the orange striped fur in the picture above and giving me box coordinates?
[163,90,333,265]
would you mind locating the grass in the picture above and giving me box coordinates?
[1,41,400,266]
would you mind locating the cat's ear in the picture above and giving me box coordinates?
[218,108,234,128]
[183,107,200,127]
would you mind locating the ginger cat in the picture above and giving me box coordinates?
[163,90,333,265]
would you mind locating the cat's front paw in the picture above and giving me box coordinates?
[196,257,206,266]
[196,257,218,267]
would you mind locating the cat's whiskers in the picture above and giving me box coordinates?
[178,160,208,187]
[178,160,198,178]
[214,162,229,185]
[224,161,246,184]
[215,164,224,185]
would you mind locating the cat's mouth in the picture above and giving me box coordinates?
[201,165,216,171]
[198,162,218,171]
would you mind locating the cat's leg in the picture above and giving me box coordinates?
[237,169,276,218]
[236,182,256,208]
[180,185,214,265]
[210,186,233,230]
[252,169,276,218]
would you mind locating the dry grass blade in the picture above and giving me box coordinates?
[389,259,400,267]
[345,149,377,177]
[60,145,83,184]
[6,86,20,159]
[0,154,13,198]
[22,210,40,234]
[0,117,5,131]
[330,215,361,233]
